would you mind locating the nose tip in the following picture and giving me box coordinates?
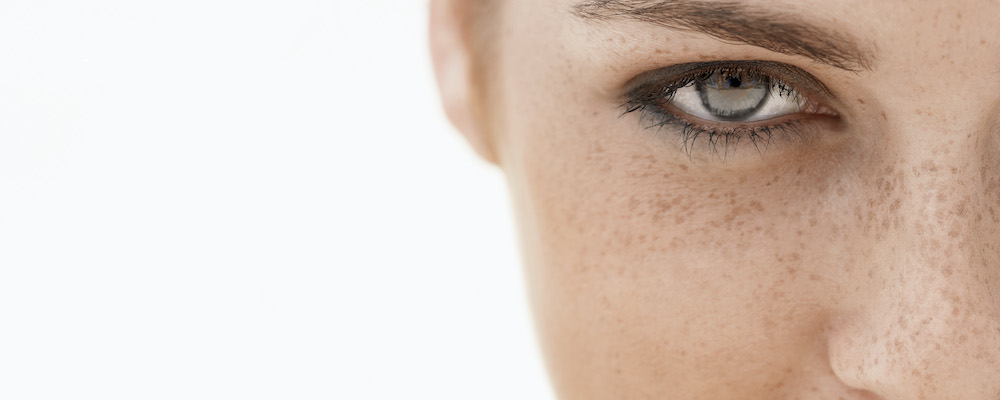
[825,151,1000,399]
[828,285,1000,399]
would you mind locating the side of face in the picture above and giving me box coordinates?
[432,0,1000,399]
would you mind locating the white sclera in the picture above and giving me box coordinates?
[671,81,803,122]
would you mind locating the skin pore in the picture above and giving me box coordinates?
[431,0,1000,398]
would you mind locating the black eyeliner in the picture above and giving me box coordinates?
[622,60,833,100]
[619,60,836,159]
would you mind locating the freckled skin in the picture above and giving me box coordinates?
[435,0,1000,398]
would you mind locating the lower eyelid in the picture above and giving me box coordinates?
[618,61,844,161]
[630,100,843,162]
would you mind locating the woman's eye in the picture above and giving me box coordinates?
[669,70,803,122]
[621,61,838,159]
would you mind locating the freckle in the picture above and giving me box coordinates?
[621,234,633,246]
[921,160,939,172]
[678,164,689,171]
[655,199,673,212]
[889,199,901,212]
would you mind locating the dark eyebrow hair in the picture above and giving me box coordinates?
[572,0,877,72]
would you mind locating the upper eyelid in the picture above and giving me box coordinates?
[623,60,834,102]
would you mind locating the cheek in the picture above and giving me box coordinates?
[500,53,875,396]
[494,2,882,397]
[508,153,859,396]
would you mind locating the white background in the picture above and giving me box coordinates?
[0,1,553,398]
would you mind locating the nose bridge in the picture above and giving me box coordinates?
[828,115,1000,398]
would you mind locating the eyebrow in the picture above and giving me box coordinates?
[572,0,877,72]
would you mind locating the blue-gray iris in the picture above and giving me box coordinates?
[696,71,769,120]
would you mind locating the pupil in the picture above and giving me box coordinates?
[695,71,769,120]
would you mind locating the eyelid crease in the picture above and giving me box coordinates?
[622,60,834,102]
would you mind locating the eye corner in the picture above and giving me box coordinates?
[617,61,847,162]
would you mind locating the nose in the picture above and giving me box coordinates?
[826,122,1000,399]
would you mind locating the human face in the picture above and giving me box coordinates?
[446,0,1000,398]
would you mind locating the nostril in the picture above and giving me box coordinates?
[844,388,887,400]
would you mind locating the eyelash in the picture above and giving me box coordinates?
[620,62,828,158]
